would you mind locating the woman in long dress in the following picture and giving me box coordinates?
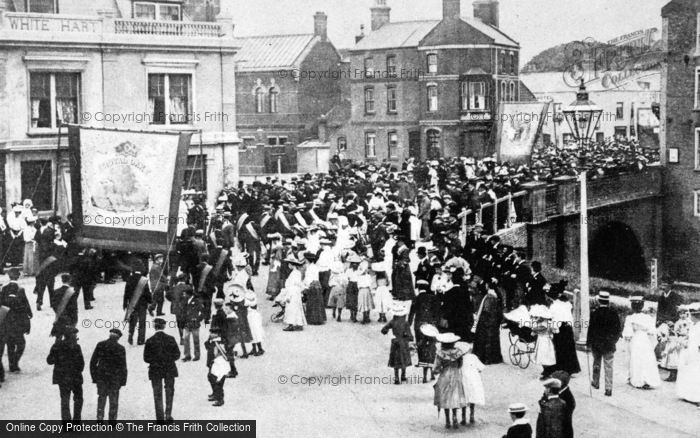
[473,286,503,365]
[550,293,581,375]
[265,234,284,299]
[623,296,661,389]
[22,215,37,276]
[676,306,700,405]
[433,333,467,429]
[303,252,327,325]
[276,256,307,332]
[532,305,557,379]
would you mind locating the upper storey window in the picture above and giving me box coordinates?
[134,2,182,21]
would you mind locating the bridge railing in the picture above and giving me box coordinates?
[459,190,528,244]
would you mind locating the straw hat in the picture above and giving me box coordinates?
[435,333,461,344]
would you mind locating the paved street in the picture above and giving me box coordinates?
[0,270,698,438]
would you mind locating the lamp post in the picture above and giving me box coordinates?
[562,79,602,347]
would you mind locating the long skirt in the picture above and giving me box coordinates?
[23,241,36,276]
[247,308,265,343]
[319,270,331,306]
[357,287,374,313]
[304,281,327,325]
[433,367,467,409]
[327,284,346,309]
[553,323,581,374]
[474,318,503,365]
[628,333,661,388]
[374,287,394,314]
[388,337,412,368]
[345,281,359,311]
[676,349,700,403]
[266,268,282,298]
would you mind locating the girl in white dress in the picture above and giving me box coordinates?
[531,305,557,379]
[244,291,265,356]
[276,256,307,332]
[623,296,661,389]
[371,262,393,323]
[457,342,485,425]
[676,305,700,406]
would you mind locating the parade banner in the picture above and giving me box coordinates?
[495,102,550,164]
[54,288,75,322]
[68,126,191,253]
[124,277,148,322]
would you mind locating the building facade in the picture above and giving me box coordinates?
[660,0,700,283]
[522,71,661,148]
[233,12,342,174]
[0,0,239,214]
[340,0,527,163]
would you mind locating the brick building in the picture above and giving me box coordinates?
[233,12,342,174]
[660,0,700,283]
[340,0,529,163]
[0,0,239,213]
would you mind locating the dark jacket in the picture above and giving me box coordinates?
[90,339,127,388]
[587,306,622,354]
[47,340,84,386]
[178,296,204,330]
[503,422,532,438]
[0,282,32,335]
[123,273,152,311]
[656,291,683,324]
[536,396,567,438]
[51,285,78,324]
[559,386,576,438]
[143,331,180,381]
[441,283,474,342]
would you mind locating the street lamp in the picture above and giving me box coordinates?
[562,79,603,149]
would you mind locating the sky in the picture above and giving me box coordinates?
[223,0,669,64]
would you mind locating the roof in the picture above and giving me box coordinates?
[233,34,318,71]
[351,17,517,52]
[520,71,661,95]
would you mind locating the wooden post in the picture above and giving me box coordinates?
[493,201,498,233]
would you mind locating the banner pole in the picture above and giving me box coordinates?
[54,123,63,217]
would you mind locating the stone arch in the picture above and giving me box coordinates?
[589,221,648,283]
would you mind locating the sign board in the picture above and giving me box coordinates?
[68,126,191,253]
[495,101,550,164]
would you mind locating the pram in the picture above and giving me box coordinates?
[502,306,538,369]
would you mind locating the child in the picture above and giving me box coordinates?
[371,263,393,323]
[433,332,467,429]
[357,261,374,324]
[345,255,362,323]
[502,403,532,438]
[327,262,348,321]
[381,301,413,384]
[205,331,230,406]
[244,291,265,356]
[459,342,485,425]
[531,305,557,380]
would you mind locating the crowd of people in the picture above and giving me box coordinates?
[0,145,698,434]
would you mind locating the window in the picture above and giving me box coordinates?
[269,88,279,113]
[365,132,376,158]
[134,2,181,20]
[30,72,79,129]
[596,132,605,144]
[500,81,507,102]
[364,57,374,77]
[562,133,574,144]
[26,0,57,13]
[616,102,624,120]
[148,73,192,125]
[696,68,700,109]
[388,131,399,159]
[427,53,437,74]
[386,55,397,78]
[427,129,440,158]
[461,81,487,110]
[509,81,516,102]
[630,102,636,137]
[364,87,375,114]
[694,190,700,217]
[337,137,347,151]
[614,126,627,139]
[387,86,398,113]
[695,128,700,170]
[509,52,516,75]
[21,161,52,211]
[255,87,265,113]
[267,136,288,146]
[183,155,207,192]
[427,85,438,112]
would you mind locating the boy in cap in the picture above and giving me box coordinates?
[90,328,127,421]
[503,403,532,438]
[536,378,567,438]
[204,330,229,406]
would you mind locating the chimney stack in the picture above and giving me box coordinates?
[473,0,499,28]
[370,0,390,31]
[318,116,328,143]
[443,0,461,20]
[355,24,366,43]
[314,11,328,42]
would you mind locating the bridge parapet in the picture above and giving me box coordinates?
[521,165,663,223]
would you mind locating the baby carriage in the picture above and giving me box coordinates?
[502,306,538,369]
[270,301,286,323]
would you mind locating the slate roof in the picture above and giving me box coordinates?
[233,33,318,71]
